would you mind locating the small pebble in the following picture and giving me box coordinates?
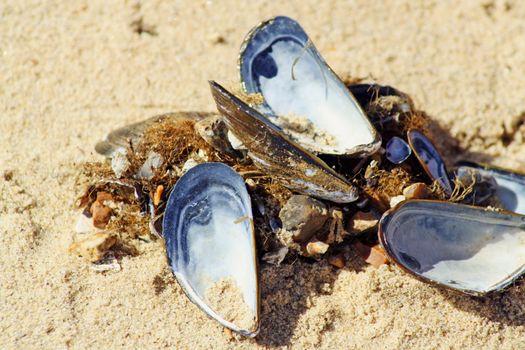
[75,213,95,234]
[402,182,429,199]
[181,158,199,175]
[306,241,329,256]
[279,195,329,243]
[352,240,389,268]
[347,211,379,234]
[262,246,288,265]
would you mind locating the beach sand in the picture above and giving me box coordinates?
[1,0,525,348]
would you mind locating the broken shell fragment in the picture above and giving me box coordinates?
[385,136,411,164]
[379,200,525,295]
[111,148,130,178]
[209,80,358,203]
[163,162,259,336]
[195,115,244,159]
[407,129,453,195]
[68,232,117,263]
[135,151,163,180]
[239,16,380,156]
[456,162,525,214]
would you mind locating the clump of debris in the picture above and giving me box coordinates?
[70,84,466,271]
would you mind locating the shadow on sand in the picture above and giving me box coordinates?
[255,95,525,346]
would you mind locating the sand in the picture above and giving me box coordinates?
[1,0,525,348]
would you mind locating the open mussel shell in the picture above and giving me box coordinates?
[407,129,453,195]
[239,16,380,156]
[163,162,259,336]
[379,200,525,296]
[209,80,358,203]
[456,161,525,214]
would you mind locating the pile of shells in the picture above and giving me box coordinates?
[73,16,525,336]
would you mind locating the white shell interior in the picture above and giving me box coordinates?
[382,201,525,294]
[251,40,376,154]
[164,163,257,335]
[175,189,256,313]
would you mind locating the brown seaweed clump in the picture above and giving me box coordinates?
[73,82,477,270]
[74,114,293,260]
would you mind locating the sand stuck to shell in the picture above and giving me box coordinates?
[205,277,256,331]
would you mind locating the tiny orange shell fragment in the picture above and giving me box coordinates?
[154,185,164,206]
[366,245,389,268]
[352,240,389,268]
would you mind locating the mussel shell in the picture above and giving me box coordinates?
[379,200,525,295]
[385,136,411,164]
[209,80,358,203]
[239,16,380,157]
[407,129,453,194]
[346,84,411,107]
[456,161,525,214]
[452,165,497,205]
[163,162,259,336]
[346,83,414,126]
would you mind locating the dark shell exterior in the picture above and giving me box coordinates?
[209,80,358,203]
[407,129,453,195]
